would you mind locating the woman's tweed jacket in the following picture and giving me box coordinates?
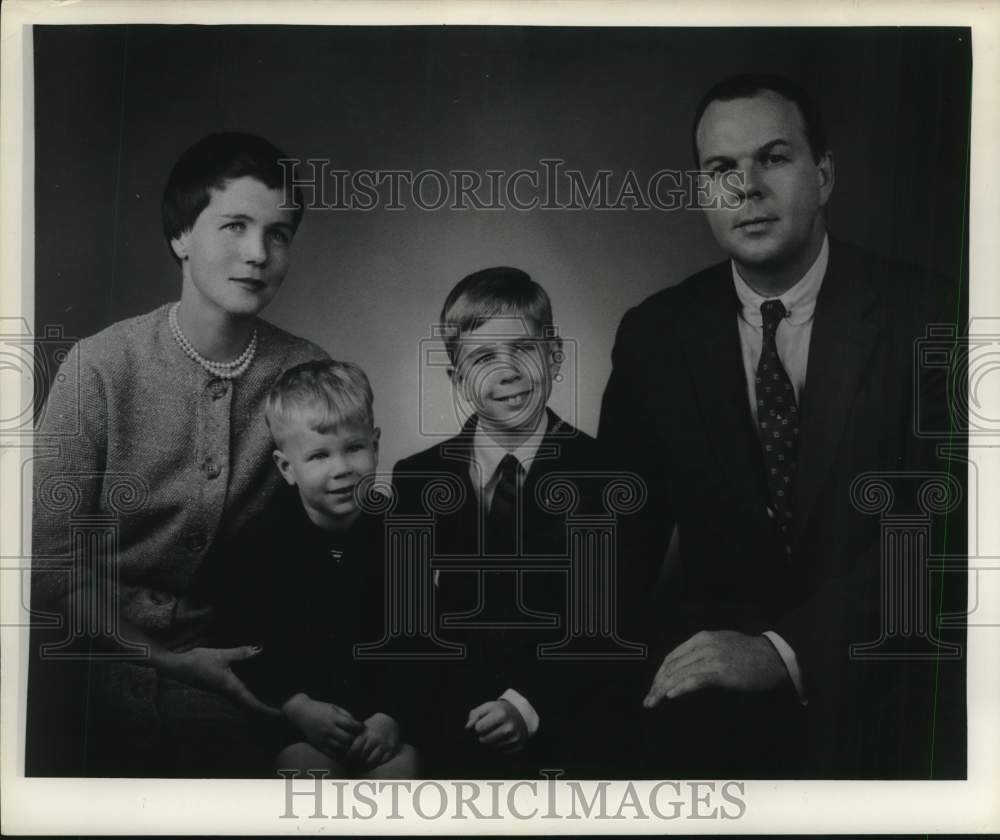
[32,303,328,648]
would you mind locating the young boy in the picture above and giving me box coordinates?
[393,267,648,778]
[215,360,417,778]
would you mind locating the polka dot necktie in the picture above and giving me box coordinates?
[486,453,522,555]
[756,299,798,552]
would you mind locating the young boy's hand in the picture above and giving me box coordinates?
[465,699,529,753]
[346,712,401,769]
[282,694,364,757]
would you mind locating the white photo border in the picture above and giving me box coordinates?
[2,0,998,834]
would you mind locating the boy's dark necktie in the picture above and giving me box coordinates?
[486,453,522,555]
[756,299,799,552]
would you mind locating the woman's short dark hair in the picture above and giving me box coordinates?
[161,132,304,260]
[691,73,828,166]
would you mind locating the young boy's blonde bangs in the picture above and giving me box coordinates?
[266,360,375,445]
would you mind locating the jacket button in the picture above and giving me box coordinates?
[187,532,206,552]
[208,379,229,400]
[201,457,221,479]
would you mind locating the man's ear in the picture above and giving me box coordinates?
[817,151,835,207]
[170,231,191,262]
[272,449,296,486]
[371,426,382,467]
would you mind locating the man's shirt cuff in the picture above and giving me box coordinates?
[500,688,540,735]
[763,631,807,705]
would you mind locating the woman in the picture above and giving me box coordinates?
[29,133,328,777]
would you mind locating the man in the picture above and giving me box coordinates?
[599,74,965,778]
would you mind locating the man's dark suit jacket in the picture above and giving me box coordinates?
[392,409,647,777]
[599,238,966,779]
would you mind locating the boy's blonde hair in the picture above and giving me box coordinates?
[440,266,554,365]
[265,360,374,445]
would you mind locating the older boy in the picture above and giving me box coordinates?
[214,360,418,778]
[393,267,646,778]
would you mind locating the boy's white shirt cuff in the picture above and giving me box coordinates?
[762,631,807,706]
[500,688,540,735]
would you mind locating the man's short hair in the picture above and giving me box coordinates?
[440,266,554,365]
[161,132,304,263]
[265,360,375,445]
[691,73,828,166]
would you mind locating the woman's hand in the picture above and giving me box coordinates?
[158,645,278,716]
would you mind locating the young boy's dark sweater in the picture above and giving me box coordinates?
[211,486,403,734]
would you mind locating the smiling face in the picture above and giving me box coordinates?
[450,316,561,441]
[696,90,834,293]
[171,175,297,319]
[273,419,380,532]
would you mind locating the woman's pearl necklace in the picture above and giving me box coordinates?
[168,303,258,380]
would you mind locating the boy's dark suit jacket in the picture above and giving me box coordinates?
[392,409,648,777]
[599,238,966,779]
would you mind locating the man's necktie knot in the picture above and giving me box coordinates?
[760,299,787,335]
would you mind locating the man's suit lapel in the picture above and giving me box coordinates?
[791,240,881,547]
[682,267,772,526]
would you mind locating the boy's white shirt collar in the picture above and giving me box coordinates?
[733,233,829,326]
[472,410,549,485]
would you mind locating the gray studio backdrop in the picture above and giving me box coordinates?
[33,26,970,471]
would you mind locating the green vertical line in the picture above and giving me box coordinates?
[927,66,971,780]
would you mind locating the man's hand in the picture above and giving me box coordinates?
[159,645,277,716]
[643,630,788,708]
[465,699,529,753]
[346,712,401,769]
[282,694,365,757]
